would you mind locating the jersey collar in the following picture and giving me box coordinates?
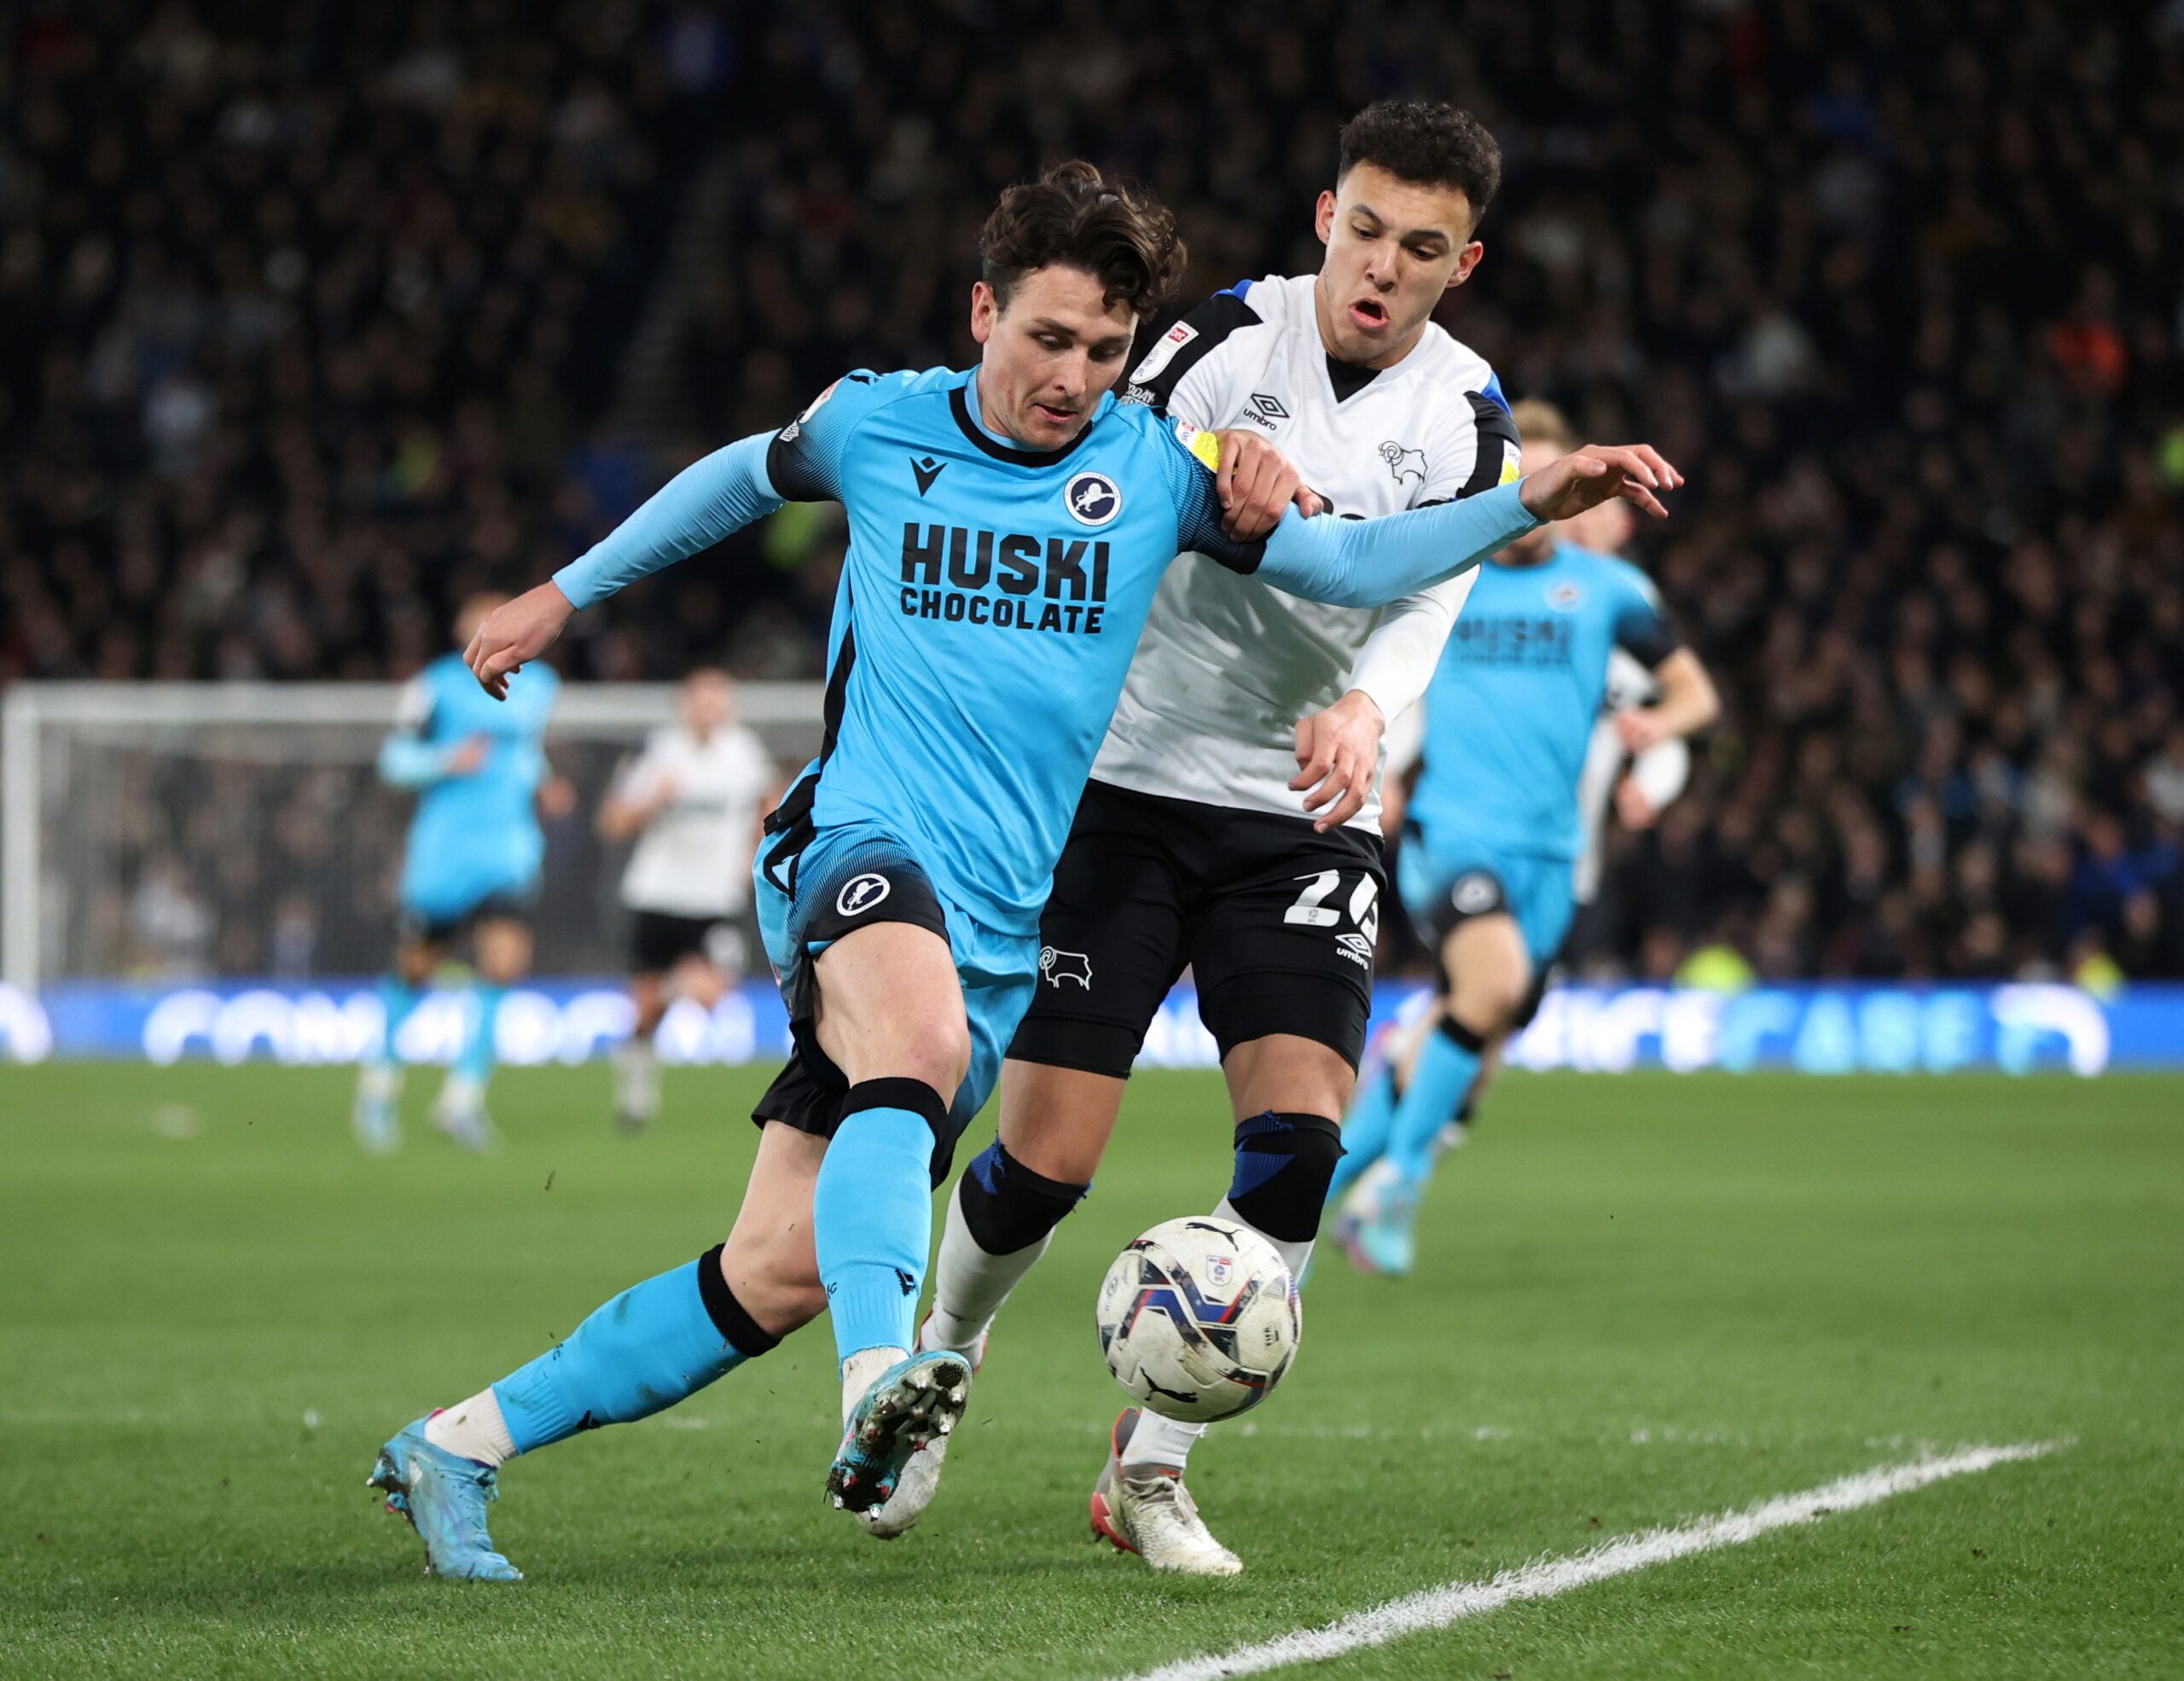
[949,371,1108,466]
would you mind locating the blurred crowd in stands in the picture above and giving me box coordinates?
[4,1,2181,981]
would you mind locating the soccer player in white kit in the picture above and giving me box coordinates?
[598,666,775,1131]
[867,101,1524,1573]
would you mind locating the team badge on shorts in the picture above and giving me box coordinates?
[1041,946,1094,988]
[837,873,892,916]
[1450,872,1505,916]
[1065,471,1122,527]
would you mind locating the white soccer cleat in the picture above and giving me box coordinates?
[432,1073,498,1153]
[1089,1407,1242,1576]
[352,1063,403,1155]
[856,1317,987,1540]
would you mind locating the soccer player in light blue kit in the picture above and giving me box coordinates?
[1330,398,1718,1273]
[352,593,566,1155]
[364,163,1677,1579]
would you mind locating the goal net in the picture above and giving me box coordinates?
[2,681,824,992]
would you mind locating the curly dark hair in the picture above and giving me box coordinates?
[1337,100,1503,226]
[978,160,1188,317]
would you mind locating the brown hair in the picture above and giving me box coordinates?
[979,160,1188,318]
[1510,398,1576,452]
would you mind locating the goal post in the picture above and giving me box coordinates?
[0,680,825,992]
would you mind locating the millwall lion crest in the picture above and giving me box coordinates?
[1379,440,1427,486]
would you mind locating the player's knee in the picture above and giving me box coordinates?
[890,1019,971,1100]
[1227,1111,1345,1243]
[956,1138,1089,1256]
[395,942,436,987]
[1451,969,1527,1037]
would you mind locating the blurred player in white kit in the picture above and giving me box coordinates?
[597,666,775,1131]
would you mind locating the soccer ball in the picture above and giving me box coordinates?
[1095,1216,1300,1422]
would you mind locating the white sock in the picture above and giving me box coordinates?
[613,1038,660,1117]
[840,1345,909,1425]
[424,1387,518,1468]
[1124,1198,1315,1479]
[921,1178,1048,1352]
[357,1062,403,1103]
[1216,1195,1315,1283]
[435,1071,486,1117]
[1122,1407,1205,1474]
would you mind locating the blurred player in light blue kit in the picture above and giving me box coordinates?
[1331,399,1719,1272]
[352,593,566,1154]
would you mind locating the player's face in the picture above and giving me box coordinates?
[1313,164,1484,369]
[1502,439,1565,563]
[680,671,732,735]
[1565,494,1635,556]
[969,265,1139,451]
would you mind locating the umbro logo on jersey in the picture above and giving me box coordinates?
[1380,440,1427,485]
[911,455,946,496]
[1065,472,1123,527]
[1041,946,1093,988]
[836,873,892,916]
[1335,931,1374,968]
[1242,392,1288,430]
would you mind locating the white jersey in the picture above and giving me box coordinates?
[614,724,774,918]
[1091,273,1519,829]
[1572,649,1689,904]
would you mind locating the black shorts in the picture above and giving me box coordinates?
[396,889,535,948]
[626,908,752,977]
[1008,779,1385,1080]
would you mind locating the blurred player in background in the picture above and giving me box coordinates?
[597,666,775,1132]
[351,594,568,1155]
[1328,399,1718,1273]
[889,101,1520,1575]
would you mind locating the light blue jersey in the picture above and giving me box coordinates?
[555,364,1542,947]
[1409,540,1677,864]
[381,652,560,921]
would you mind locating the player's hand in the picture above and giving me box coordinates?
[1613,774,1661,830]
[467,582,575,700]
[1616,707,1670,755]
[1291,688,1384,833]
[1213,429,1325,540]
[1519,445,1682,524]
[538,775,578,820]
[445,736,489,775]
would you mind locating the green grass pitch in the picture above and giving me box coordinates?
[3,1063,2179,1678]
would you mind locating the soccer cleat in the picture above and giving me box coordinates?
[1334,1187,1418,1277]
[352,1064,403,1154]
[367,1415,523,1581]
[1089,1407,1241,1577]
[611,1040,659,1135]
[856,1317,988,1539]
[826,1349,972,1516]
[432,1075,498,1153]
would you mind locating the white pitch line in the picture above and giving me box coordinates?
[1115,1440,2061,1681]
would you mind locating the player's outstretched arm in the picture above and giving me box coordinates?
[465,431,783,698]
[1243,444,1682,609]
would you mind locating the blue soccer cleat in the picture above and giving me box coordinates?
[826,1350,972,1515]
[367,1415,523,1581]
[1335,1189,1419,1277]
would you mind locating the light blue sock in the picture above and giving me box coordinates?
[1385,1021,1484,1189]
[375,975,423,1069]
[1326,1063,1397,1205]
[454,982,504,1085]
[493,1251,756,1452]
[813,1086,940,1365]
